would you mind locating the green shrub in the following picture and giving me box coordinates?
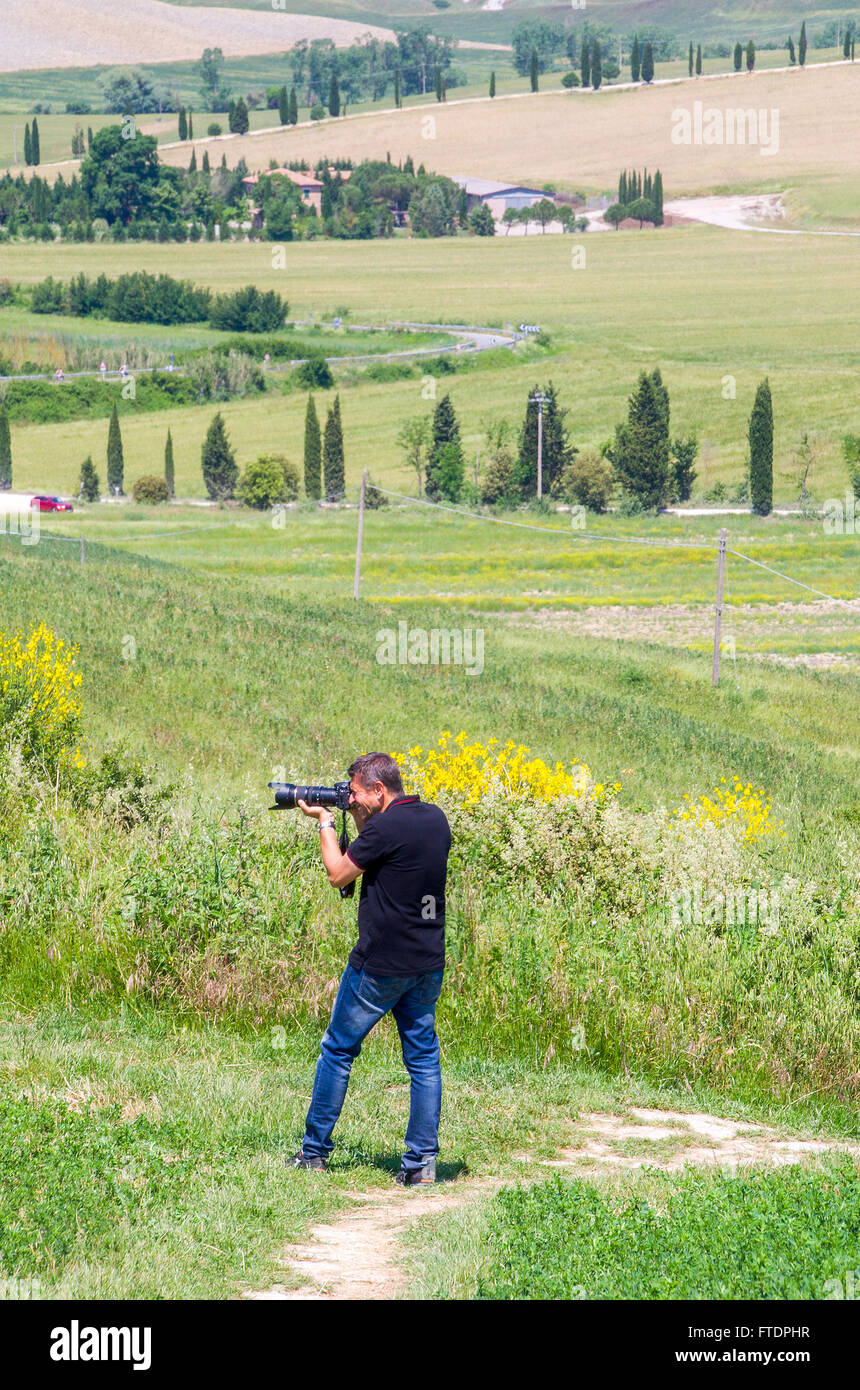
[131,474,170,503]
[294,354,334,389]
[237,454,299,508]
[561,71,581,87]
[556,448,615,511]
[363,360,415,382]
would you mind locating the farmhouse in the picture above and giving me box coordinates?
[241,167,352,217]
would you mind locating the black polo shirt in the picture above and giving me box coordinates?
[345,795,451,977]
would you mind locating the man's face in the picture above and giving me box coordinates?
[348,776,386,817]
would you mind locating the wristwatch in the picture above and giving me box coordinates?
[318,819,337,832]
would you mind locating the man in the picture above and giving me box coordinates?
[291,752,451,1186]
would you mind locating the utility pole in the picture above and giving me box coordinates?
[353,469,367,599]
[530,390,548,499]
[712,527,727,686]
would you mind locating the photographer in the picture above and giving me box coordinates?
[291,752,451,1186]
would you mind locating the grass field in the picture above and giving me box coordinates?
[2,228,860,501]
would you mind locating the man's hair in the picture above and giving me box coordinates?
[348,752,404,794]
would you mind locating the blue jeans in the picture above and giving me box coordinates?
[302,963,445,1171]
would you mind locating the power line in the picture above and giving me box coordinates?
[371,487,721,549]
[725,547,847,603]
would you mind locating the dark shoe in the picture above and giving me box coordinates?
[289,1150,327,1171]
[395,1158,436,1186]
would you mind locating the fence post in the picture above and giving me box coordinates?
[712,527,727,686]
[353,470,367,600]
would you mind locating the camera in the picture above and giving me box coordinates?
[268,781,351,812]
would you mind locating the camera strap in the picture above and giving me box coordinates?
[338,811,355,899]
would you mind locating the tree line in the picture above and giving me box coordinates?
[29,272,287,332]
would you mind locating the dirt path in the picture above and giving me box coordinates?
[244,1107,860,1300]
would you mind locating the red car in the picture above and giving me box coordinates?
[30,495,73,512]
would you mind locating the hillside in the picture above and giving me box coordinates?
[146,61,860,201]
[0,0,394,73]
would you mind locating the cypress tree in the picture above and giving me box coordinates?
[641,42,654,83]
[426,393,463,501]
[749,378,773,516]
[592,40,602,90]
[436,66,443,101]
[289,87,298,123]
[688,41,694,77]
[107,402,124,495]
[799,21,807,66]
[843,27,851,58]
[31,117,40,165]
[87,126,93,149]
[79,455,99,502]
[650,367,670,439]
[201,411,238,499]
[734,41,743,71]
[24,122,32,165]
[608,371,671,509]
[788,35,796,64]
[489,70,495,97]
[394,69,402,107]
[164,428,175,498]
[188,109,193,140]
[644,169,652,201]
[304,394,322,499]
[179,106,187,140]
[278,85,288,124]
[0,404,11,489]
[631,35,640,81]
[202,150,210,174]
[619,171,627,204]
[323,395,345,501]
[328,74,340,117]
[746,39,756,72]
[696,44,702,75]
[652,169,663,225]
[189,150,197,173]
[530,48,539,91]
[581,40,590,87]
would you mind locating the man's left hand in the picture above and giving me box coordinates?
[297,798,334,822]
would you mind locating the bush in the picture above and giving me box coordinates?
[617,491,645,516]
[365,476,388,508]
[561,71,581,87]
[0,621,84,782]
[236,454,299,508]
[208,285,288,333]
[131,474,170,503]
[309,104,327,121]
[703,481,728,503]
[294,354,333,389]
[363,361,415,382]
[556,448,615,511]
[207,122,222,136]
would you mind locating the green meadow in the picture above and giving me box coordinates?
[3,227,860,501]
